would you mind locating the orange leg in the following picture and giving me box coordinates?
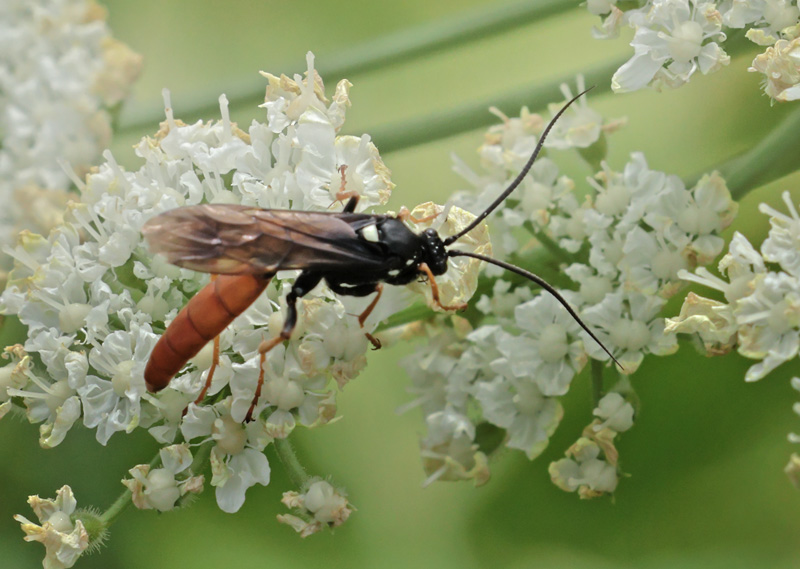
[418,263,468,311]
[245,351,267,422]
[191,275,220,405]
[243,335,287,423]
[358,283,383,349]
[193,333,219,405]
[246,282,306,421]
[335,164,359,204]
[398,206,439,225]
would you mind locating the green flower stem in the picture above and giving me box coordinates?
[190,440,214,475]
[367,56,627,153]
[117,0,577,136]
[274,438,311,490]
[375,302,435,333]
[714,105,800,200]
[591,359,604,407]
[98,488,131,528]
[319,0,575,78]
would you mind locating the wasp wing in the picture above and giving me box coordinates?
[142,204,390,275]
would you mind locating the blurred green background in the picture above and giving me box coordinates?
[2,0,800,567]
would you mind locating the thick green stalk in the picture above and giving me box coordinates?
[117,0,577,136]
[715,106,800,200]
[366,56,627,153]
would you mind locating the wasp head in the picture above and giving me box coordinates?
[422,228,448,275]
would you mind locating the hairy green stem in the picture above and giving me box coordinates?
[274,438,310,489]
[191,440,214,475]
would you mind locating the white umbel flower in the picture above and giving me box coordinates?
[0,0,141,260]
[181,399,272,513]
[122,444,204,511]
[14,485,89,569]
[611,0,730,92]
[749,37,800,102]
[278,479,354,537]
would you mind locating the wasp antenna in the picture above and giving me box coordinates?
[448,250,623,371]
[443,86,595,247]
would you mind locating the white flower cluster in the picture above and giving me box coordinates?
[669,193,800,485]
[401,89,737,490]
[588,0,800,100]
[3,53,467,518]
[122,444,204,512]
[277,479,354,538]
[549,392,635,497]
[0,0,142,264]
[14,485,89,569]
[667,191,800,382]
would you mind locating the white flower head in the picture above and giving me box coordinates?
[506,294,589,395]
[181,399,272,513]
[419,407,490,487]
[544,76,626,150]
[0,0,141,260]
[14,485,90,569]
[475,374,564,459]
[549,437,619,498]
[664,291,738,353]
[749,37,800,102]
[670,193,800,382]
[398,318,474,418]
[581,290,678,372]
[612,0,730,93]
[759,191,800,276]
[736,272,800,381]
[719,0,800,35]
[122,444,204,511]
[277,479,354,537]
[5,337,83,449]
[230,343,335,436]
[1,53,401,459]
[590,2,627,39]
[593,392,635,432]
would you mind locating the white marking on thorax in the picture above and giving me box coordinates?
[361,224,380,243]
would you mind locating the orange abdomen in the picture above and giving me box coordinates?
[145,274,273,392]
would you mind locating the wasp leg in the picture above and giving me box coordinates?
[193,333,220,406]
[247,271,322,422]
[327,281,383,349]
[335,165,360,213]
[342,196,359,213]
[398,206,439,224]
[418,262,468,311]
[192,274,220,406]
